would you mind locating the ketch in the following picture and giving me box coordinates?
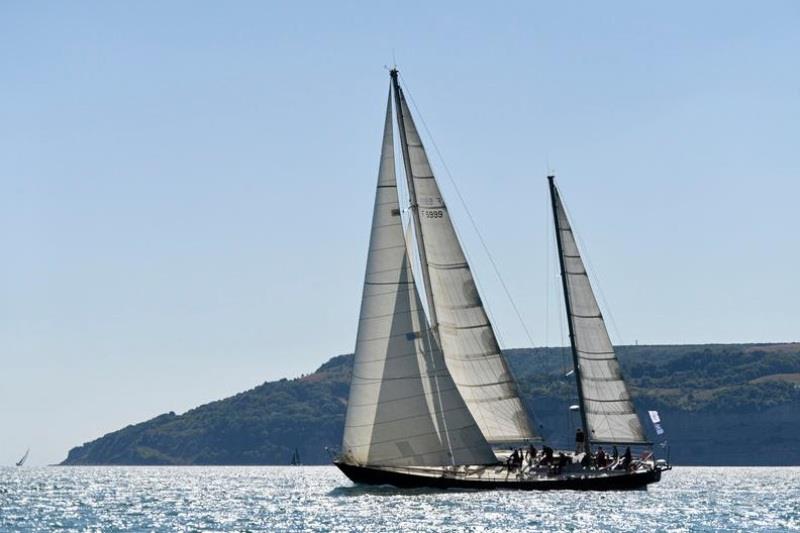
[333,70,670,490]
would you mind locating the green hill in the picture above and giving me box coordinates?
[61,343,800,466]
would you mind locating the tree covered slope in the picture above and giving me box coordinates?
[61,343,800,466]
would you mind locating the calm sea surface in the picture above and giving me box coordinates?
[0,466,797,532]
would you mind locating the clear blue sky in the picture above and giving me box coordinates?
[1,1,798,465]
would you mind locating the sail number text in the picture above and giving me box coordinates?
[423,210,444,219]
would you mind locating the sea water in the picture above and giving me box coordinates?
[0,466,797,532]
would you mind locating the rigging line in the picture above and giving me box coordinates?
[399,72,537,349]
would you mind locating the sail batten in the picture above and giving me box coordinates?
[391,78,537,444]
[342,89,497,467]
[549,177,648,445]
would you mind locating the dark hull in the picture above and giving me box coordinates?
[335,462,661,491]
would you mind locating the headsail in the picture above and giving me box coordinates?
[391,72,537,444]
[341,91,497,467]
[548,177,648,445]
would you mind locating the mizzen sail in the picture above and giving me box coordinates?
[341,91,497,467]
[549,177,647,445]
[392,76,536,444]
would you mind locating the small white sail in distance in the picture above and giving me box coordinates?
[16,448,30,467]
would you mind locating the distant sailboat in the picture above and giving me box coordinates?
[16,449,30,467]
[289,448,301,466]
[333,69,670,490]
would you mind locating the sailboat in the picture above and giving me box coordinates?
[333,69,669,490]
[16,449,30,467]
[289,448,301,466]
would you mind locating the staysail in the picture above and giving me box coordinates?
[341,91,497,467]
[391,72,537,444]
[548,177,647,445]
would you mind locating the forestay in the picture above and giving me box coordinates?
[341,93,497,467]
[550,180,648,444]
[394,88,537,444]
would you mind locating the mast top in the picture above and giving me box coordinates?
[390,68,399,80]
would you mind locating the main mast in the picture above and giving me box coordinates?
[390,69,439,332]
[548,175,591,452]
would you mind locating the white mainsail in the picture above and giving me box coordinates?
[549,178,647,444]
[341,92,497,467]
[393,85,537,444]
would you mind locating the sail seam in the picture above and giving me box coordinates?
[581,375,624,382]
[369,244,407,253]
[351,371,457,382]
[359,308,426,321]
[442,351,502,361]
[451,382,516,390]
[356,329,428,342]
[426,261,469,270]
[349,351,421,364]
[575,349,615,355]
[438,321,490,331]
[345,405,478,428]
[354,423,492,448]
[346,387,460,408]
[370,221,404,230]
[361,288,411,298]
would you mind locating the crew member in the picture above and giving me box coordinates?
[575,427,586,454]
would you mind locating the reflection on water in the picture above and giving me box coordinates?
[1,466,798,532]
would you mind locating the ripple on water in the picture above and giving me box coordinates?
[0,466,798,532]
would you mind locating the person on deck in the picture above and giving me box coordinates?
[575,427,586,454]
[526,444,537,466]
[612,445,619,462]
[507,449,521,470]
[580,450,592,468]
[622,446,633,471]
[557,452,569,470]
[596,447,607,468]
[541,446,554,465]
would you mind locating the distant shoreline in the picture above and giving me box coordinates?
[60,343,800,468]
